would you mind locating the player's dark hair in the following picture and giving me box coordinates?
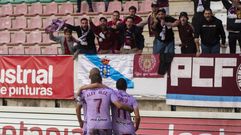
[91,74,102,83]
[116,78,127,91]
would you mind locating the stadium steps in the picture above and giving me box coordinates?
[0,0,228,55]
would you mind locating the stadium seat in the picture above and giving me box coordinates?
[55,0,68,3]
[10,16,27,30]
[24,16,42,31]
[41,45,58,54]
[0,16,12,30]
[0,4,13,17]
[26,3,43,16]
[0,46,9,54]
[62,15,74,25]
[10,31,26,45]
[56,3,73,16]
[25,45,42,54]
[80,2,89,14]
[138,0,152,14]
[41,32,55,45]
[39,0,53,3]
[8,46,25,55]
[104,1,122,15]
[42,2,58,16]
[0,31,10,45]
[12,3,28,17]
[90,2,105,14]
[25,31,42,45]
[123,1,139,13]
[0,0,9,4]
[11,0,24,4]
[25,0,38,4]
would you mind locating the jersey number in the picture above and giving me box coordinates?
[94,98,102,113]
[117,109,127,119]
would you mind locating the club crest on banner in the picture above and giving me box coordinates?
[138,55,157,72]
[100,57,110,78]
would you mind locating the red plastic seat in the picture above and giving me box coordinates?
[41,45,58,55]
[10,31,26,45]
[0,46,9,54]
[26,3,43,16]
[25,45,41,55]
[57,3,73,16]
[12,3,28,17]
[41,33,55,45]
[0,16,12,30]
[25,16,42,31]
[10,16,27,30]
[0,31,10,45]
[0,4,13,17]
[123,1,139,13]
[91,2,105,14]
[104,1,122,15]
[62,15,74,25]
[8,46,25,55]
[138,0,152,14]
[80,2,89,14]
[42,2,58,16]
[25,31,42,45]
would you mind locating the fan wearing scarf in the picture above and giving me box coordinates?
[65,18,97,55]
[49,28,78,55]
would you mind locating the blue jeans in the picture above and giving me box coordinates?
[153,38,174,54]
[201,43,220,54]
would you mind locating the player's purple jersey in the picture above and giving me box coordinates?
[76,91,87,134]
[82,88,118,130]
[112,90,138,135]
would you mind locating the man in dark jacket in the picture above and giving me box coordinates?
[192,0,221,30]
[222,0,241,53]
[194,8,226,54]
[65,18,97,54]
[118,16,144,54]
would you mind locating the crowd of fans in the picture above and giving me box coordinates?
[48,0,241,56]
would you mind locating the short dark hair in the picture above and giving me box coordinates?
[81,18,88,22]
[129,6,137,12]
[91,74,102,83]
[125,16,134,21]
[157,8,166,14]
[64,29,72,34]
[113,10,120,15]
[116,78,127,91]
[99,17,107,22]
[204,8,213,13]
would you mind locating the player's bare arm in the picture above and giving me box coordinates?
[134,107,141,131]
[113,101,134,113]
[75,104,83,128]
[77,83,108,96]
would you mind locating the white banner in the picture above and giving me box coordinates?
[77,54,134,89]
